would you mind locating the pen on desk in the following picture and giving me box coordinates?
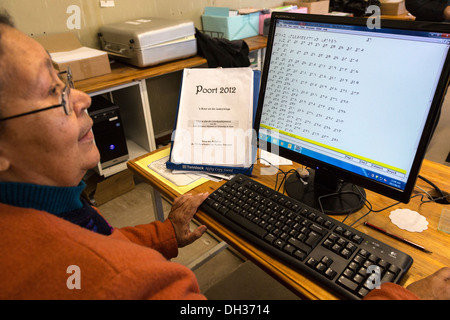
[364,222,432,254]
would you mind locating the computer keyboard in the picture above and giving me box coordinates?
[200,174,414,299]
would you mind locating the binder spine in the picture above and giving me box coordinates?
[166,160,254,175]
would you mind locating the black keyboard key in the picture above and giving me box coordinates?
[310,223,327,236]
[357,287,370,298]
[340,248,352,259]
[218,206,229,215]
[264,233,276,244]
[381,271,396,284]
[368,254,379,264]
[321,256,333,267]
[315,262,327,273]
[288,237,312,255]
[353,274,365,285]
[337,276,359,292]
[293,250,307,261]
[325,267,337,279]
[305,231,322,247]
[324,220,334,229]
[335,226,345,235]
[322,239,333,249]
[274,239,285,249]
[227,210,267,238]
[352,234,363,244]
[306,257,317,268]
[388,264,401,275]
[378,259,389,270]
[283,244,296,255]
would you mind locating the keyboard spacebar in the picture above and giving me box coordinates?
[226,211,267,238]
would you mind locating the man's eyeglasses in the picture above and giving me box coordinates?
[0,68,74,122]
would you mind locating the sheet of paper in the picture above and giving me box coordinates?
[171,68,254,167]
[135,148,209,194]
[50,47,107,63]
[259,149,293,166]
[149,156,203,186]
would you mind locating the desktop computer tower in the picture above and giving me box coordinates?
[89,96,129,170]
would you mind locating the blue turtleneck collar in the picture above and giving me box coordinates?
[0,181,85,215]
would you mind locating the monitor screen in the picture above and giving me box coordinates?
[255,13,450,214]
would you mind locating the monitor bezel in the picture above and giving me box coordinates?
[254,12,450,204]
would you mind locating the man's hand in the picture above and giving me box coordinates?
[406,267,450,299]
[168,193,209,248]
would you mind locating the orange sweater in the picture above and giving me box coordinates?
[364,282,419,300]
[0,203,206,299]
[0,202,419,300]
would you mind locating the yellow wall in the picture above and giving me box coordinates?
[1,0,284,48]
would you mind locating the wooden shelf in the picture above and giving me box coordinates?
[75,35,268,94]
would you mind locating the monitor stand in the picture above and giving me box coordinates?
[284,168,366,215]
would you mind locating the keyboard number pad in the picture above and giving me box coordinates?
[337,248,401,298]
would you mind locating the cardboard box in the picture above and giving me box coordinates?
[284,1,330,14]
[201,7,260,40]
[259,6,308,35]
[34,32,111,81]
[380,0,407,15]
[83,169,135,206]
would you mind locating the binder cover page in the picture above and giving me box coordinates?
[171,68,254,167]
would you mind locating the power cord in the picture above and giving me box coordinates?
[256,158,449,227]
[256,157,297,192]
[418,174,450,204]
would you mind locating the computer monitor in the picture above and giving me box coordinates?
[254,12,450,214]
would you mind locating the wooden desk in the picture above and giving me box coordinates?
[381,14,416,21]
[128,147,450,299]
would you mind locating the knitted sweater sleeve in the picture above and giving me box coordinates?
[363,282,420,300]
[112,219,178,260]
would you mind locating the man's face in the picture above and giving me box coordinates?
[0,26,100,186]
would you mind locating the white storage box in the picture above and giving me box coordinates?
[98,18,197,67]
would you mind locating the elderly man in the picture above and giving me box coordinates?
[1,11,450,300]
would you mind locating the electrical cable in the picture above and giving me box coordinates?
[256,159,449,228]
[417,174,449,204]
